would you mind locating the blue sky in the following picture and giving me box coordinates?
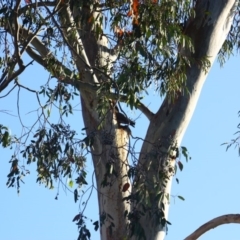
[1,53,240,240]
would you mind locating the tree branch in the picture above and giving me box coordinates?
[107,92,154,121]
[0,60,34,93]
[41,0,99,84]
[13,0,24,68]
[0,2,151,120]
[28,46,155,120]
[27,46,155,120]
[184,214,240,240]
[18,1,56,16]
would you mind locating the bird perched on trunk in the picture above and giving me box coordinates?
[114,105,135,127]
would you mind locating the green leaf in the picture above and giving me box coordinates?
[47,108,51,117]
[68,179,74,188]
[64,142,69,153]
[178,195,185,201]
[74,189,79,203]
[93,221,99,231]
[72,214,81,222]
[177,161,183,171]
[2,130,10,147]
[166,220,172,225]
[181,146,189,161]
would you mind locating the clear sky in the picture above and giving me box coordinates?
[1,53,240,240]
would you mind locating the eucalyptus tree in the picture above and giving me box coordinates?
[0,0,239,240]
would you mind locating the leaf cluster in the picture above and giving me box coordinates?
[105,0,197,108]
[5,123,88,194]
[0,124,11,147]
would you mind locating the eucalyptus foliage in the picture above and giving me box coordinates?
[0,0,239,239]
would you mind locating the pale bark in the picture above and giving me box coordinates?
[62,2,132,238]
[184,214,240,240]
[135,1,237,239]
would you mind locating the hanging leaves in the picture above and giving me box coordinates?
[177,160,183,171]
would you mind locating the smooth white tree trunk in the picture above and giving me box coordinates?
[135,1,237,239]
